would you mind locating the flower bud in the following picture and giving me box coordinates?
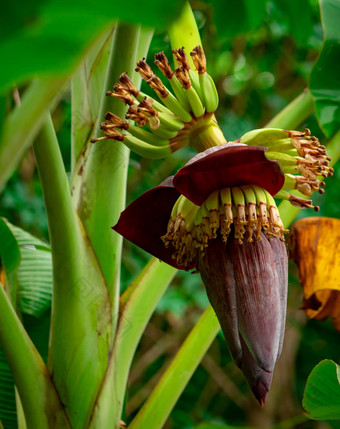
[199,232,288,405]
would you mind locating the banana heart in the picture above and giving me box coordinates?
[199,232,288,406]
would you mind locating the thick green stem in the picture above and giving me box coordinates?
[191,120,227,151]
[90,258,176,428]
[266,90,314,129]
[34,118,82,286]
[34,116,111,428]
[74,24,142,313]
[0,286,70,428]
[0,77,66,192]
[15,389,27,429]
[167,1,202,69]
[128,306,220,429]
[71,29,114,176]
[70,23,153,427]
[136,27,154,64]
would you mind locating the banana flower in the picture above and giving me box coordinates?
[114,143,287,405]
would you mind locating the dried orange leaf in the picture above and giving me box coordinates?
[291,217,340,329]
[0,267,4,286]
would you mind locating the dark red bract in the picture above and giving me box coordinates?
[113,179,181,268]
[174,144,284,205]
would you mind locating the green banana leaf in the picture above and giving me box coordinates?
[5,223,52,318]
[0,350,16,429]
[303,359,340,420]
[0,218,53,428]
[0,0,184,93]
[309,0,340,137]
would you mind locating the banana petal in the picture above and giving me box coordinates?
[230,235,283,372]
[199,236,242,366]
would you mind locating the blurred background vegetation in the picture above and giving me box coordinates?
[1,0,340,427]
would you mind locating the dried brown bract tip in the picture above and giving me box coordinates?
[107,84,134,105]
[297,157,332,181]
[172,47,190,70]
[118,73,140,98]
[125,105,149,127]
[175,67,191,90]
[135,59,153,81]
[285,128,333,180]
[190,45,206,74]
[289,194,319,211]
[138,97,158,117]
[286,129,309,138]
[294,176,326,197]
[154,52,174,79]
[91,128,125,143]
[290,129,329,159]
[138,97,160,130]
[103,112,129,130]
[147,75,168,98]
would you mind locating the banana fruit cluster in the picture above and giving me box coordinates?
[91,46,223,158]
[240,128,333,211]
[161,184,287,270]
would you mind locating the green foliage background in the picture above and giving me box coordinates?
[1,0,340,428]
